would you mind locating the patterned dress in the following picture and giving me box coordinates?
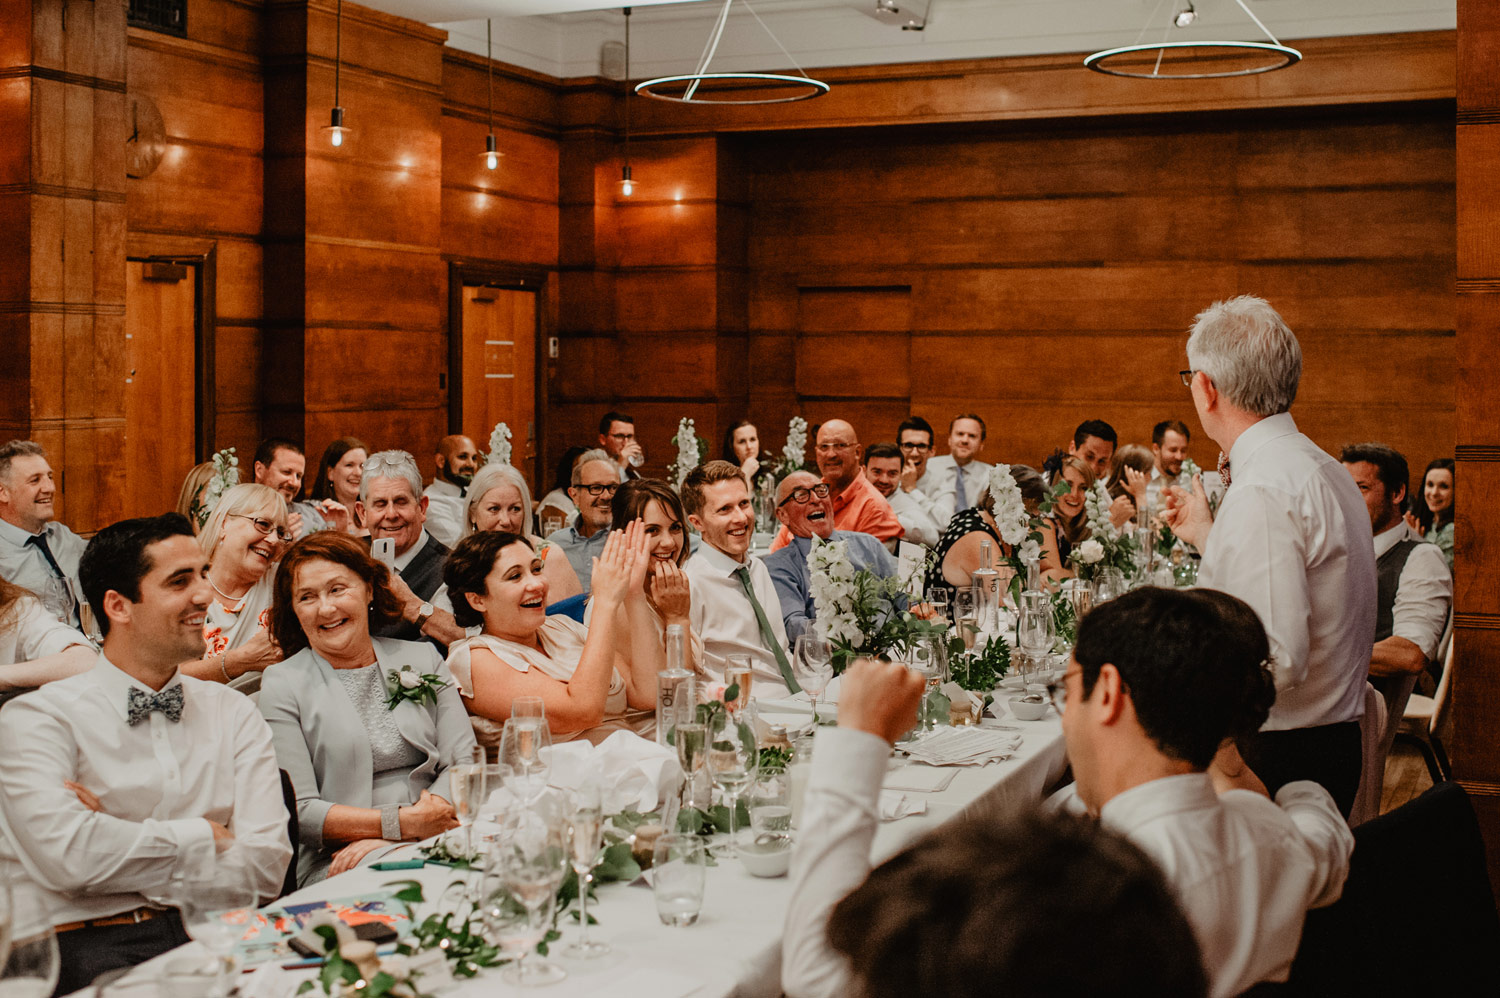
[924,508,1003,606]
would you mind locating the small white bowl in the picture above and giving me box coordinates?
[1009,696,1050,721]
[740,836,793,878]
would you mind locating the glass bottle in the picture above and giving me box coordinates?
[656,624,695,746]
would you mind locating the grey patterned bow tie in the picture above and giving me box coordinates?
[127,685,184,726]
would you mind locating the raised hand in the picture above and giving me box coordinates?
[1107,494,1136,530]
[589,529,633,608]
[900,461,921,492]
[1161,475,1213,549]
[623,519,652,598]
[838,658,926,746]
[1123,465,1149,503]
[319,499,351,534]
[648,559,692,624]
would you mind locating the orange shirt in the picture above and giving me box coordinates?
[770,471,905,551]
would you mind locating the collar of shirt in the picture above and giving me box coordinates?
[694,539,750,577]
[90,652,185,725]
[1225,411,1299,477]
[1098,771,1218,834]
[831,471,873,514]
[0,515,46,548]
[393,529,431,572]
[426,480,462,499]
[1374,519,1421,559]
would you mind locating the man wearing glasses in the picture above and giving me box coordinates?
[597,411,644,483]
[769,420,903,552]
[1162,295,1375,817]
[549,449,618,592]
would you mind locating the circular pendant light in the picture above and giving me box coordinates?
[1084,0,1301,80]
[635,0,829,105]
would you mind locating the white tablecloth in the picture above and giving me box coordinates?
[68,710,1067,998]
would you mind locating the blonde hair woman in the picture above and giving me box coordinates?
[462,463,583,606]
[0,575,94,695]
[176,460,240,533]
[181,483,290,688]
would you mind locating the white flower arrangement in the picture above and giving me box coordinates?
[1083,480,1118,542]
[191,448,239,528]
[486,422,513,466]
[1070,481,1141,580]
[674,417,699,489]
[985,464,1030,546]
[1075,538,1106,565]
[808,538,861,648]
[782,417,808,472]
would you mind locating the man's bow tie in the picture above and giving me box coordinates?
[127,685,184,725]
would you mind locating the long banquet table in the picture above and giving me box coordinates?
[70,711,1067,998]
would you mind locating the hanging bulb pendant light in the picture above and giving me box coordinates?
[321,0,351,147]
[479,19,501,170]
[619,7,634,196]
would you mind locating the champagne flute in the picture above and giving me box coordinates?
[451,745,486,861]
[563,782,609,960]
[675,712,709,811]
[792,633,834,725]
[0,879,53,998]
[725,655,754,714]
[953,588,979,650]
[501,710,552,806]
[705,709,758,858]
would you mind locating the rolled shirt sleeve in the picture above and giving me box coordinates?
[1391,543,1452,662]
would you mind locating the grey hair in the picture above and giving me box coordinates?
[0,440,46,484]
[1185,295,1301,417]
[463,463,534,539]
[359,449,424,503]
[571,448,614,485]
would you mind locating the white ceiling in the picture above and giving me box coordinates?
[360,0,1456,82]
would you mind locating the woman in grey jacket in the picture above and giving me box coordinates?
[260,531,476,886]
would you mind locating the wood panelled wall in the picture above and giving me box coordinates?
[730,107,1456,474]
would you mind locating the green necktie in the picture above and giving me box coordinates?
[733,566,801,694]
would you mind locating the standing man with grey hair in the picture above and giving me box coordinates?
[358,450,464,648]
[1163,295,1375,817]
[0,440,87,628]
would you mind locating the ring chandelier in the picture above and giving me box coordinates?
[1084,0,1302,80]
[634,0,830,105]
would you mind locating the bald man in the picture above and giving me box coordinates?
[421,434,479,548]
[770,419,903,552]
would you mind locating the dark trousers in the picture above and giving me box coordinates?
[1239,720,1362,819]
[53,912,189,997]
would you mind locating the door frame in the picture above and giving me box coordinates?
[125,246,217,462]
[446,262,549,480]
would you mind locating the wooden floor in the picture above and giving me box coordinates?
[1380,741,1435,815]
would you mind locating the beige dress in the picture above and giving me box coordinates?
[445,616,651,745]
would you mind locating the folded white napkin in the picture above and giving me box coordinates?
[482,730,684,817]
[882,764,958,793]
[903,728,1022,767]
[879,790,927,821]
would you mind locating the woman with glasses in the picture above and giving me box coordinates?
[183,483,290,689]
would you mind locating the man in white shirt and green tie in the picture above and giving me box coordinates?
[681,461,798,698]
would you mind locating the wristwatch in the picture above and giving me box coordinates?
[415,601,434,628]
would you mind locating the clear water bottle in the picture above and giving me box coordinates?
[971,539,1000,633]
[657,624,695,746]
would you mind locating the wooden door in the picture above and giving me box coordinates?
[124,261,198,518]
[460,286,538,489]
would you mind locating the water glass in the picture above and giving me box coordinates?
[484,810,568,987]
[747,775,791,839]
[653,834,707,927]
[1016,593,1055,685]
[174,875,257,998]
[0,880,54,998]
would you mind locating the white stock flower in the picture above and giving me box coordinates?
[398,668,422,689]
[783,417,808,468]
[1019,538,1041,564]
[986,464,1029,546]
[487,423,513,466]
[675,417,699,488]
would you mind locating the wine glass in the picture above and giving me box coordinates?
[705,708,758,859]
[562,782,609,960]
[0,879,52,998]
[482,810,568,987]
[792,633,834,725]
[500,711,552,807]
[1016,592,1055,686]
[173,868,257,998]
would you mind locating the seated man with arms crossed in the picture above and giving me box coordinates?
[766,470,902,643]
[784,586,1351,998]
[0,514,291,994]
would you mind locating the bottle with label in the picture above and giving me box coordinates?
[656,624,695,746]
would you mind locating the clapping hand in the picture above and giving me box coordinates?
[838,658,927,746]
[1107,494,1136,530]
[1123,465,1148,504]
[648,559,692,624]
[590,525,644,610]
[1161,475,1214,550]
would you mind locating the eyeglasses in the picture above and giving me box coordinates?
[1179,369,1198,387]
[898,441,931,452]
[606,432,636,442]
[575,483,620,497]
[1044,679,1067,713]
[778,483,832,507]
[229,514,293,542]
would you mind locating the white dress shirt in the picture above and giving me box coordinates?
[0,655,291,924]
[0,517,87,626]
[0,595,91,666]
[1099,774,1353,998]
[683,541,791,697]
[913,455,993,533]
[1374,520,1452,661]
[422,480,466,550]
[885,488,940,548]
[1197,413,1376,731]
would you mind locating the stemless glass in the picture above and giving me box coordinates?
[652,834,707,927]
[705,709,758,859]
[747,774,790,840]
[0,880,53,998]
[562,782,609,960]
[501,709,553,806]
[1016,593,1055,685]
[792,633,834,725]
[483,810,568,987]
[907,637,947,732]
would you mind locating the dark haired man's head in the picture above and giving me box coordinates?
[436,435,480,487]
[1152,420,1192,478]
[253,438,306,503]
[79,514,209,670]
[1069,419,1117,479]
[946,414,986,465]
[1340,442,1409,535]
[597,411,636,464]
[1064,586,1275,814]
[862,442,903,499]
[828,808,1207,998]
[895,416,935,480]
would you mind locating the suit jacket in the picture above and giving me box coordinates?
[258,636,477,885]
[374,533,450,645]
[765,531,903,644]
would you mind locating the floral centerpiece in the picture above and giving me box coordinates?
[189,447,239,529]
[486,422,513,466]
[984,463,1060,603]
[808,538,944,674]
[769,416,808,481]
[1068,481,1140,581]
[666,417,707,490]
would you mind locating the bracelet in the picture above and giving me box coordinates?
[219,653,231,683]
[381,803,403,840]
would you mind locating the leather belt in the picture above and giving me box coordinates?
[55,906,166,934]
